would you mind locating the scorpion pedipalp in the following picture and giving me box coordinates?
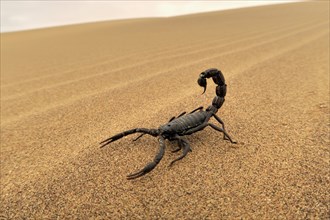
[100,128,158,148]
[127,136,166,180]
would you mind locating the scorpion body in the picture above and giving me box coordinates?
[100,68,236,179]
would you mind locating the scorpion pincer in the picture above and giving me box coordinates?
[100,68,237,179]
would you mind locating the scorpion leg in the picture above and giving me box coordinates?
[208,123,237,144]
[171,138,184,153]
[100,128,158,148]
[189,106,203,114]
[171,147,181,153]
[168,111,186,122]
[212,113,228,140]
[183,122,209,135]
[169,138,191,166]
[127,136,166,180]
[168,116,176,122]
[132,133,145,142]
[177,111,187,118]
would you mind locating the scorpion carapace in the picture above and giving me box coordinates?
[100,68,236,179]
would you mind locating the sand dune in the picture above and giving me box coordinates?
[1,2,329,219]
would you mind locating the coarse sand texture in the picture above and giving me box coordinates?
[1,1,329,219]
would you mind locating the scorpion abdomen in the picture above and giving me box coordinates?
[165,111,207,135]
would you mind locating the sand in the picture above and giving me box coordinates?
[1,1,329,219]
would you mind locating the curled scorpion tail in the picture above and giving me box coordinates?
[197,68,227,113]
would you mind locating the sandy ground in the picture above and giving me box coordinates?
[1,1,329,219]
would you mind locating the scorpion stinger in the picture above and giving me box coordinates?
[198,76,207,94]
[100,68,237,179]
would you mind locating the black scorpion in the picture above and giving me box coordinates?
[100,68,236,179]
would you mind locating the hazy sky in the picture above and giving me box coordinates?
[1,1,300,32]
